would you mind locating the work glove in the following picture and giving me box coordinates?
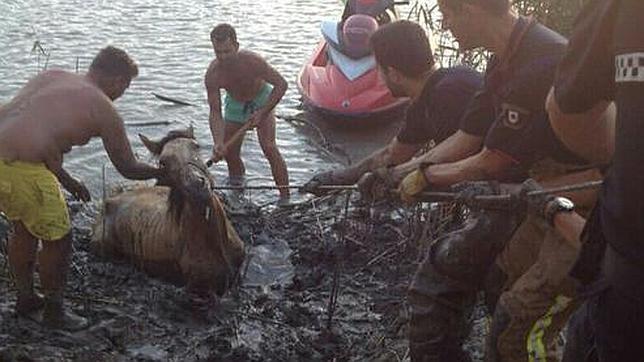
[398,168,430,205]
[358,167,396,202]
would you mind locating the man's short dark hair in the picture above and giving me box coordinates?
[442,0,510,16]
[90,46,138,79]
[210,23,238,44]
[370,20,434,78]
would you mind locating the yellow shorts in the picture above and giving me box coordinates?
[0,159,71,241]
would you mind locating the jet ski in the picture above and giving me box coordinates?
[297,0,409,123]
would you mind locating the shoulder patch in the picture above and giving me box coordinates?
[615,53,644,82]
[500,103,530,130]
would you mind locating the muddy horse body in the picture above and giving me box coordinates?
[92,128,244,296]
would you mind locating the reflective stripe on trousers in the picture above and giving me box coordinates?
[527,295,573,362]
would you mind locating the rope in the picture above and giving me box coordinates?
[212,180,602,196]
[213,185,357,191]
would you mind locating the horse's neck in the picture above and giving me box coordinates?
[177,198,228,249]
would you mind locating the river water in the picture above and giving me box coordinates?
[0,0,404,204]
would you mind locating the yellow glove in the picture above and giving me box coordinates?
[398,169,429,204]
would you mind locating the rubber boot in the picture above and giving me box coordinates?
[15,285,44,316]
[13,256,44,316]
[39,234,88,331]
[42,291,88,331]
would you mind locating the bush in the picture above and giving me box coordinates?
[407,0,589,68]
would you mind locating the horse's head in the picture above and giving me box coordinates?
[139,127,244,297]
[140,127,213,219]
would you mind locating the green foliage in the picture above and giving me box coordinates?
[406,0,590,68]
[513,0,588,36]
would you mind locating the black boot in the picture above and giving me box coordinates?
[15,290,44,316]
[42,291,88,331]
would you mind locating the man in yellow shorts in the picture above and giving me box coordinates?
[0,46,162,330]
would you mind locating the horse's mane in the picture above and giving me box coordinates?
[155,129,195,153]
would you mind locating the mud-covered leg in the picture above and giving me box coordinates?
[408,260,476,362]
[39,233,88,330]
[7,221,44,316]
[490,225,579,362]
[409,209,520,362]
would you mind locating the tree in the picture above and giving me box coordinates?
[406,0,589,68]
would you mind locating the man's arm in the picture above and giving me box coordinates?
[552,212,585,249]
[44,152,91,201]
[392,130,483,179]
[96,100,160,180]
[422,147,514,188]
[205,64,225,151]
[546,87,615,165]
[255,55,288,120]
[340,138,421,183]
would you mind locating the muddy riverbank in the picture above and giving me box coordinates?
[0,192,488,361]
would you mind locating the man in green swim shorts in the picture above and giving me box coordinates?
[205,23,290,200]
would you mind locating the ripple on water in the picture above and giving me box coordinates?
[0,0,350,204]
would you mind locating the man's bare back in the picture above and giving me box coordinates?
[0,70,109,169]
[205,50,269,102]
[0,68,156,184]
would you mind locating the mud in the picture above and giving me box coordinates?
[0,193,488,361]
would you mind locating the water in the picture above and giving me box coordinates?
[0,0,372,204]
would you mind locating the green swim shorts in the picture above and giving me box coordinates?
[223,83,273,124]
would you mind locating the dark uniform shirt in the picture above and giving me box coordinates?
[397,66,483,146]
[460,17,584,171]
[554,0,644,267]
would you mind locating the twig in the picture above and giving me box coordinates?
[365,239,408,267]
[236,310,291,328]
[152,92,195,106]
[125,121,173,127]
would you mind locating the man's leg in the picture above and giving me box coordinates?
[491,223,579,362]
[223,121,246,180]
[408,257,476,362]
[257,112,289,198]
[562,300,598,362]
[7,221,43,315]
[409,209,520,362]
[39,232,88,330]
[563,274,644,362]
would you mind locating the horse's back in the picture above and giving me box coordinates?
[92,187,183,273]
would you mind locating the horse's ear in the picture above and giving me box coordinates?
[139,134,162,155]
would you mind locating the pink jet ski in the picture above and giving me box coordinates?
[297,0,410,122]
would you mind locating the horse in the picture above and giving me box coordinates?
[92,127,245,299]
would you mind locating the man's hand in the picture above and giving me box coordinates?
[208,145,225,167]
[451,180,501,210]
[398,168,430,204]
[65,177,91,202]
[358,167,396,202]
[301,171,333,196]
[518,178,555,221]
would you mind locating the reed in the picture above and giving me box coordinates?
[407,0,590,69]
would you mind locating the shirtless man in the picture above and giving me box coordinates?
[0,46,162,330]
[205,24,290,200]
